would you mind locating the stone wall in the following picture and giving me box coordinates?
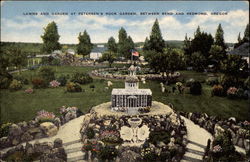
[0,107,83,149]
[0,138,67,161]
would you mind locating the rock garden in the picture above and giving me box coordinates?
[79,102,187,161]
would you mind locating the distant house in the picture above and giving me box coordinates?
[90,45,107,60]
[227,42,249,66]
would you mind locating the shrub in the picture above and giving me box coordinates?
[148,131,170,145]
[9,79,22,91]
[35,110,55,123]
[49,80,60,88]
[13,75,29,85]
[32,78,47,88]
[185,78,195,87]
[0,76,12,89]
[190,81,202,95]
[206,77,219,86]
[98,146,118,160]
[0,123,12,138]
[38,66,55,83]
[57,75,67,86]
[100,130,121,144]
[141,147,158,161]
[236,88,245,99]
[212,85,224,96]
[210,131,243,161]
[66,82,82,92]
[227,87,238,99]
[70,72,93,85]
[219,75,237,92]
[24,88,34,94]
[86,127,95,139]
[82,140,100,154]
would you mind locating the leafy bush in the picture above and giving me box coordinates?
[219,75,237,92]
[13,75,29,85]
[98,146,118,160]
[9,79,22,91]
[212,85,224,96]
[57,75,67,86]
[210,131,243,161]
[35,110,55,123]
[38,66,55,83]
[190,81,202,95]
[141,147,158,161]
[70,72,93,85]
[206,77,219,86]
[236,88,245,99]
[32,78,47,89]
[0,76,12,89]
[66,82,82,92]
[86,127,95,139]
[185,78,195,87]
[100,130,121,144]
[0,123,12,138]
[148,131,170,145]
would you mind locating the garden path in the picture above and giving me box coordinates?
[181,116,213,161]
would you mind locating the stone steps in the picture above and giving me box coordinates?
[63,139,85,162]
[181,141,205,162]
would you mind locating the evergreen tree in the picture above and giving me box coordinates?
[237,32,242,43]
[195,26,202,37]
[143,37,150,51]
[107,37,117,53]
[118,27,128,58]
[117,28,135,59]
[77,30,93,58]
[183,33,192,65]
[41,21,61,53]
[242,23,249,42]
[214,24,227,51]
[148,19,165,53]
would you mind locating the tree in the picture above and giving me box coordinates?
[183,34,192,65]
[100,51,116,67]
[8,47,27,74]
[143,37,150,51]
[147,19,165,52]
[234,24,249,48]
[118,27,128,58]
[41,21,61,53]
[117,28,135,59]
[214,24,227,52]
[242,23,249,42]
[77,30,93,58]
[191,52,206,72]
[190,31,214,59]
[107,37,117,53]
[209,45,226,70]
[194,26,201,37]
[220,55,248,82]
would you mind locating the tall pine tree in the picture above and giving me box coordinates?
[77,30,93,58]
[243,23,249,42]
[41,21,61,53]
[143,37,150,51]
[214,24,226,52]
[148,19,165,53]
[117,28,135,59]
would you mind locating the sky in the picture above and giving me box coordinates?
[1,1,249,44]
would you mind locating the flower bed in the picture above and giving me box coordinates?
[80,113,187,161]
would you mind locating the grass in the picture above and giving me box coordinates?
[0,66,249,123]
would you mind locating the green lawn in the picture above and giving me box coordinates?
[0,66,249,123]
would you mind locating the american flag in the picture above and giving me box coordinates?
[131,49,139,57]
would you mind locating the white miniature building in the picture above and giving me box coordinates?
[111,65,152,113]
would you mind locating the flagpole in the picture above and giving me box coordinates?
[131,49,133,65]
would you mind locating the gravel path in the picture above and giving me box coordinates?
[181,116,213,161]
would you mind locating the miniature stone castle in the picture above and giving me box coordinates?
[111,65,152,114]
